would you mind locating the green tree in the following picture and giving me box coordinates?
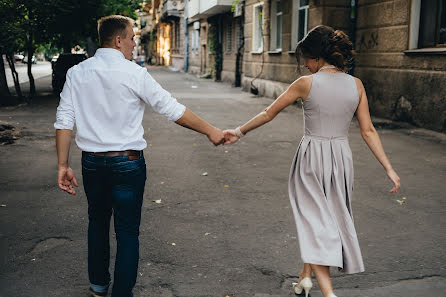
[0,0,142,101]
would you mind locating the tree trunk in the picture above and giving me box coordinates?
[0,54,11,99]
[26,33,35,97]
[5,53,23,99]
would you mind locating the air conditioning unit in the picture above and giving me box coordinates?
[233,1,243,17]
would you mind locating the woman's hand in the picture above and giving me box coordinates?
[223,129,240,145]
[386,168,401,194]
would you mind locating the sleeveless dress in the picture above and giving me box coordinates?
[288,72,365,274]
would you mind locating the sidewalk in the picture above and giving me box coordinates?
[0,67,444,297]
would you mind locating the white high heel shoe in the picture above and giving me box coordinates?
[292,277,313,297]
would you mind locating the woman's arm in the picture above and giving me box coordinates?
[224,76,312,144]
[355,78,401,193]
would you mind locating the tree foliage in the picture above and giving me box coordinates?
[0,0,142,100]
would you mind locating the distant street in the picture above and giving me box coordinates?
[5,60,52,88]
[0,67,445,297]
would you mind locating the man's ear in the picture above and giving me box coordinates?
[113,35,121,49]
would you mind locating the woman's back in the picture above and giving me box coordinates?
[303,72,359,138]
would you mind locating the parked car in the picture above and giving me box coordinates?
[14,54,24,62]
[22,55,36,64]
[52,53,87,93]
[51,55,59,69]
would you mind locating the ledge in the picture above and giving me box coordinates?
[267,50,282,55]
[250,50,263,55]
[287,51,295,55]
[404,48,446,56]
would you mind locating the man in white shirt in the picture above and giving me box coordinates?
[55,15,224,297]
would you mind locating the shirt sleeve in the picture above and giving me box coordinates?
[54,69,75,130]
[139,70,186,122]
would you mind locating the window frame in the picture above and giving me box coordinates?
[252,2,264,53]
[270,0,283,51]
[409,0,446,50]
[291,0,309,51]
[226,20,233,53]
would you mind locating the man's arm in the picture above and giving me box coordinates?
[56,129,78,195]
[175,108,224,146]
[139,70,224,145]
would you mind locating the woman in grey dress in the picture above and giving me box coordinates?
[223,25,400,297]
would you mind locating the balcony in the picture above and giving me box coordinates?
[160,0,185,21]
[199,0,232,16]
[188,0,200,21]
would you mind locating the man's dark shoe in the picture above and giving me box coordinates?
[88,287,107,297]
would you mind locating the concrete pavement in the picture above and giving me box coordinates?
[0,67,445,297]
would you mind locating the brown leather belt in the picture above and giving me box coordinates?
[84,150,141,160]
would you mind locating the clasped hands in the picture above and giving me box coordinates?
[207,127,241,146]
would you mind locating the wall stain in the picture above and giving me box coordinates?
[357,32,379,52]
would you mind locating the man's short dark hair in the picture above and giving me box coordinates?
[97,15,134,46]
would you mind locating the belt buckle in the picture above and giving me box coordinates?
[128,155,139,161]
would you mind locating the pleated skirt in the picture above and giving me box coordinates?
[288,135,365,274]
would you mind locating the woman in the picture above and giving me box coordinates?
[223,25,400,297]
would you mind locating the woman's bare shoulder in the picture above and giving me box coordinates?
[290,75,312,90]
[289,75,313,100]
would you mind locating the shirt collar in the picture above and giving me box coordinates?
[94,48,125,59]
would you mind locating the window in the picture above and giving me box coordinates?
[174,21,180,49]
[195,30,200,54]
[236,18,243,50]
[190,27,195,52]
[291,0,309,49]
[226,21,233,52]
[252,2,264,52]
[190,26,200,54]
[410,0,446,49]
[270,0,283,51]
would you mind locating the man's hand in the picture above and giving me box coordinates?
[207,127,225,146]
[223,129,240,145]
[58,165,78,195]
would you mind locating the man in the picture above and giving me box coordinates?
[54,15,224,297]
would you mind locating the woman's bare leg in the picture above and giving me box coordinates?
[299,263,312,281]
[310,264,335,297]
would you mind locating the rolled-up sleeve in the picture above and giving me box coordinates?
[54,69,75,130]
[139,70,186,122]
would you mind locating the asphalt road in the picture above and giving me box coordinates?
[4,60,52,88]
[0,67,445,297]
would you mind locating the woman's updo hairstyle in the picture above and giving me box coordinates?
[295,25,355,72]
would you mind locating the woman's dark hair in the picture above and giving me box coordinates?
[295,25,355,72]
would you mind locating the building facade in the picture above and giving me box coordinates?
[185,0,243,84]
[140,0,446,133]
[241,0,446,132]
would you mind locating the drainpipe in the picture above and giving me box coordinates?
[184,1,189,72]
[216,14,223,81]
[235,0,245,87]
[348,0,357,75]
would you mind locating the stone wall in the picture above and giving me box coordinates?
[355,0,446,132]
[221,13,239,84]
[242,0,350,97]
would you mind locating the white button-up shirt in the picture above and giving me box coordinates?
[54,48,186,152]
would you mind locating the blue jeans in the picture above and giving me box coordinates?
[82,151,146,297]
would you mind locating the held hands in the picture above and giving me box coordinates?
[58,165,78,195]
[207,128,240,146]
[207,127,225,146]
[223,129,240,145]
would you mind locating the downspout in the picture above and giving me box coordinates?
[216,14,223,81]
[184,1,189,72]
[234,0,245,87]
[348,0,357,75]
